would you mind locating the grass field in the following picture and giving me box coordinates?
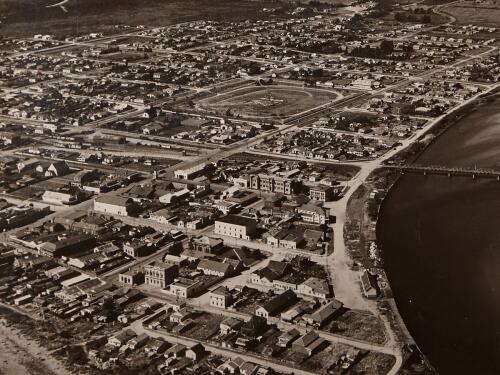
[441,4,500,26]
[198,85,341,119]
[0,0,285,38]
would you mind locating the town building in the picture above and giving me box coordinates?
[255,290,297,319]
[297,277,331,300]
[292,331,326,356]
[296,204,329,224]
[209,286,233,309]
[94,195,134,216]
[118,269,145,285]
[144,262,179,288]
[249,174,294,195]
[197,259,233,277]
[303,299,343,327]
[214,215,257,240]
[174,163,207,180]
[360,269,379,298]
[189,236,224,254]
[169,277,203,298]
[309,185,336,202]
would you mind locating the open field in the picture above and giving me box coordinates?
[440,4,500,26]
[198,85,341,119]
[0,0,285,38]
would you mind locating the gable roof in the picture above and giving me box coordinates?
[254,260,289,281]
[308,299,343,323]
[216,215,257,227]
[95,195,132,207]
[258,289,297,315]
[198,259,232,274]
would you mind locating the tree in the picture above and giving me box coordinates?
[380,40,394,55]
[394,12,407,22]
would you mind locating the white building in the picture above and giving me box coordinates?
[214,215,257,240]
[93,195,133,216]
[174,163,206,180]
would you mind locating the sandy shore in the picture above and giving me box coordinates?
[0,317,70,375]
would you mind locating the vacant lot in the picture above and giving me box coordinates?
[199,86,341,119]
[326,310,387,344]
[441,4,500,26]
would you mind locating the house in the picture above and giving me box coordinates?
[144,262,179,288]
[197,259,233,277]
[158,188,190,204]
[17,158,39,173]
[209,286,232,309]
[165,343,187,358]
[297,277,331,300]
[123,239,150,258]
[241,315,268,339]
[360,269,379,298]
[214,215,257,240]
[266,229,305,250]
[118,269,144,285]
[282,300,314,322]
[142,122,164,135]
[255,290,298,319]
[46,161,70,177]
[278,328,300,347]
[189,236,224,254]
[303,299,343,327]
[220,317,243,335]
[248,260,290,285]
[108,329,137,347]
[296,204,329,224]
[169,308,193,324]
[73,169,100,188]
[185,343,205,361]
[94,195,134,217]
[240,361,261,375]
[292,330,326,356]
[218,359,241,374]
[169,277,203,298]
[145,337,169,356]
[128,333,149,350]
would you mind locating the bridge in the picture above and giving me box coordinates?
[386,164,500,180]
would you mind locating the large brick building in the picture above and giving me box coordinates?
[214,215,257,240]
[144,262,178,288]
[249,174,294,195]
[93,195,134,217]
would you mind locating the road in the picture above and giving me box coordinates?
[130,321,312,375]
[2,4,498,373]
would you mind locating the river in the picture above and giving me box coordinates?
[377,96,500,375]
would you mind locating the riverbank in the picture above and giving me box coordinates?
[386,88,500,166]
[344,89,500,373]
[375,92,500,374]
[0,305,70,375]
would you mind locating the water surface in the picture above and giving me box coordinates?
[378,96,500,374]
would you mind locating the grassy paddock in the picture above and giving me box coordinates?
[441,4,500,26]
[0,0,285,38]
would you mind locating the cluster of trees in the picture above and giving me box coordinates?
[351,40,395,58]
[395,12,432,23]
